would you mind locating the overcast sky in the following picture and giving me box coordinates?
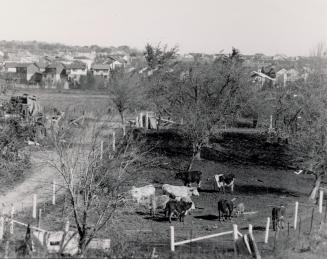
[0,0,326,56]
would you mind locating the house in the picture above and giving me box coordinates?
[44,62,67,82]
[66,62,87,77]
[90,64,111,78]
[3,62,40,83]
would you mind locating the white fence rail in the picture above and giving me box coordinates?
[170,225,236,252]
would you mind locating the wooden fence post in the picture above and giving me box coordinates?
[145,112,149,130]
[32,194,37,219]
[0,216,4,240]
[170,226,175,252]
[112,132,116,152]
[100,140,103,160]
[122,125,126,136]
[264,217,270,244]
[65,220,70,232]
[319,190,323,213]
[139,112,143,128]
[294,201,299,230]
[52,180,56,205]
[10,205,14,234]
[135,116,139,127]
[248,224,261,259]
[233,224,238,257]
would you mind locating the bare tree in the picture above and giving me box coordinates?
[108,67,141,124]
[144,47,248,170]
[45,116,146,254]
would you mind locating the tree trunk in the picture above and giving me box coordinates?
[119,111,125,125]
[309,174,322,201]
[187,145,201,171]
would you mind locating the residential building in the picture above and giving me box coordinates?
[3,62,40,83]
[66,62,87,76]
[44,62,67,82]
[90,64,111,78]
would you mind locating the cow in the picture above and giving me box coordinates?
[213,173,235,193]
[164,199,193,223]
[129,185,155,203]
[272,206,286,231]
[217,199,234,221]
[175,196,196,215]
[175,170,202,187]
[162,184,199,199]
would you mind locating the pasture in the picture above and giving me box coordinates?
[10,153,316,258]
[2,89,325,258]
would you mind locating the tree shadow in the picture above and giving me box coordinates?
[235,184,301,197]
[194,214,219,220]
[240,225,266,231]
[143,216,169,222]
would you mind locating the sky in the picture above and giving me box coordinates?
[0,0,326,56]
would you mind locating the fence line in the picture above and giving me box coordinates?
[170,225,234,252]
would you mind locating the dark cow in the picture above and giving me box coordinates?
[164,199,193,223]
[175,170,202,187]
[217,199,234,221]
[272,206,286,231]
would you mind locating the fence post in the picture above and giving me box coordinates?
[170,226,175,252]
[294,201,299,230]
[248,224,261,259]
[10,205,14,234]
[139,112,143,128]
[112,132,116,152]
[32,194,37,219]
[233,224,238,257]
[135,116,139,127]
[264,217,270,244]
[65,220,70,232]
[122,125,126,136]
[145,112,149,130]
[319,190,323,213]
[52,180,56,205]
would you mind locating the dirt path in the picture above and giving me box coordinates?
[1,150,64,214]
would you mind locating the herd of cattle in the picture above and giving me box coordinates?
[128,170,286,230]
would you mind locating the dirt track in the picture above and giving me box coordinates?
[0,150,63,214]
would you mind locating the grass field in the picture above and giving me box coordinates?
[6,153,323,258]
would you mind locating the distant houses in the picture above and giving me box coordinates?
[3,62,40,83]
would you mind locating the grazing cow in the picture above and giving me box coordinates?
[272,206,286,231]
[175,170,202,187]
[162,184,199,199]
[217,199,234,221]
[235,203,245,216]
[165,199,193,223]
[213,174,235,193]
[130,185,155,203]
